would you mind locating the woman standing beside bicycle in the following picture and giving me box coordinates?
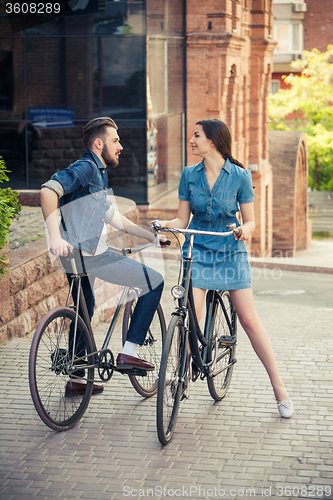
[161,118,293,418]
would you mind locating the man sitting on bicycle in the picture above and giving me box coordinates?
[40,117,165,394]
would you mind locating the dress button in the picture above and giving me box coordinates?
[97,235,100,238]
[92,250,95,254]
[102,219,104,222]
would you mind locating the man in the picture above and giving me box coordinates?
[40,117,164,394]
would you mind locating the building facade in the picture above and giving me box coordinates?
[0,0,292,256]
[186,0,276,256]
[0,0,186,205]
[271,0,332,93]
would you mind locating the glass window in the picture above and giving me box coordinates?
[274,23,302,54]
[275,24,289,53]
[292,23,300,51]
[93,36,146,119]
[270,80,280,94]
[5,1,145,37]
[147,34,185,202]
[0,0,185,203]
[0,121,28,189]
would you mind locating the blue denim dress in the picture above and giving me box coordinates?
[178,159,254,290]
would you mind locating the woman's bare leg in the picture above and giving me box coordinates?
[192,287,206,322]
[229,288,290,402]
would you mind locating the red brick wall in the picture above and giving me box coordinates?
[304,0,333,52]
[186,0,275,255]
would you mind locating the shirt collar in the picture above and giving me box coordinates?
[84,149,106,170]
[196,158,231,173]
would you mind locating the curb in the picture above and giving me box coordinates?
[249,260,333,274]
[162,249,333,274]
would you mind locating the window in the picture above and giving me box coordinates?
[270,80,280,94]
[273,23,303,53]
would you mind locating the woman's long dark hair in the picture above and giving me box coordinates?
[196,119,245,169]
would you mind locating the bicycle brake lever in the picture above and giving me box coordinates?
[160,239,171,247]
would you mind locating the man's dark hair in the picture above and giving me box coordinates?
[81,117,118,149]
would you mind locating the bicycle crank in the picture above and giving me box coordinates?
[98,349,115,381]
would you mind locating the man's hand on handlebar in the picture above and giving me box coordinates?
[49,237,73,257]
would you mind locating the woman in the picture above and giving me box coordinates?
[161,119,293,418]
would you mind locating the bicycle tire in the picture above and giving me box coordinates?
[206,291,237,401]
[29,307,95,431]
[156,314,186,445]
[122,298,166,397]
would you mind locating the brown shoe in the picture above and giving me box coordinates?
[65,379,104,395]
[116,353,155,371]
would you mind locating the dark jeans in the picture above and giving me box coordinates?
[66,247,164,346]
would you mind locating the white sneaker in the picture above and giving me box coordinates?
[277,399,294,418]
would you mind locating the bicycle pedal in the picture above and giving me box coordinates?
[117,367,147,377]
[218,335,236,347]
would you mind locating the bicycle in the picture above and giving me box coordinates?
[152,221,238,445]
[29,238,169,432]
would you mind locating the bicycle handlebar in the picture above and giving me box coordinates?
[108,238,170,256]
[50,238,171,260]
[151,220,239,238]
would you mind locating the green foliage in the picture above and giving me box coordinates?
[0,157,21,276]
[269,45,333,191]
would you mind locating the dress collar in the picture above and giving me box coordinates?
[196,158,231,173]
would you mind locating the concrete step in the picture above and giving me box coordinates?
[308,191,333,234]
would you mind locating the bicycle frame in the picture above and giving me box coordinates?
[60,240,160,376]
[170,228,235,379]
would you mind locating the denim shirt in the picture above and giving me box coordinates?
[178,158,254,227]
[50,150,113,254]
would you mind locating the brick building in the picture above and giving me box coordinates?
[271,0,333,92]
[186,0,276,256]
[0,0,309,256]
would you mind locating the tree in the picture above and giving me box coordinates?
[269,45,333,190]
[0,158,21,276]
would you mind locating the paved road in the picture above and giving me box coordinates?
[1,261,333,500]
[252,269,333,309]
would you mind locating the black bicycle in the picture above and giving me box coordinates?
[29,239,168,431]
[152,221,238,445]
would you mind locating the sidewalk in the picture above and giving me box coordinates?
[0,259,333,500]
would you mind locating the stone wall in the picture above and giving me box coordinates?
[269,130,310,256]
[0,198,139,345]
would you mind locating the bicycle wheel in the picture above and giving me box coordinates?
[156,314,186,445]
[206,291,237,401]
[29,307,95,431]
[122,297,166,397]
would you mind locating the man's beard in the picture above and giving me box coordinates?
[101,145,119,168]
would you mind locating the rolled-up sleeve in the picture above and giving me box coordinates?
[41,179,64,198]
[178,167,190,201]
[238,169,254,204]
[51,161,93,196]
